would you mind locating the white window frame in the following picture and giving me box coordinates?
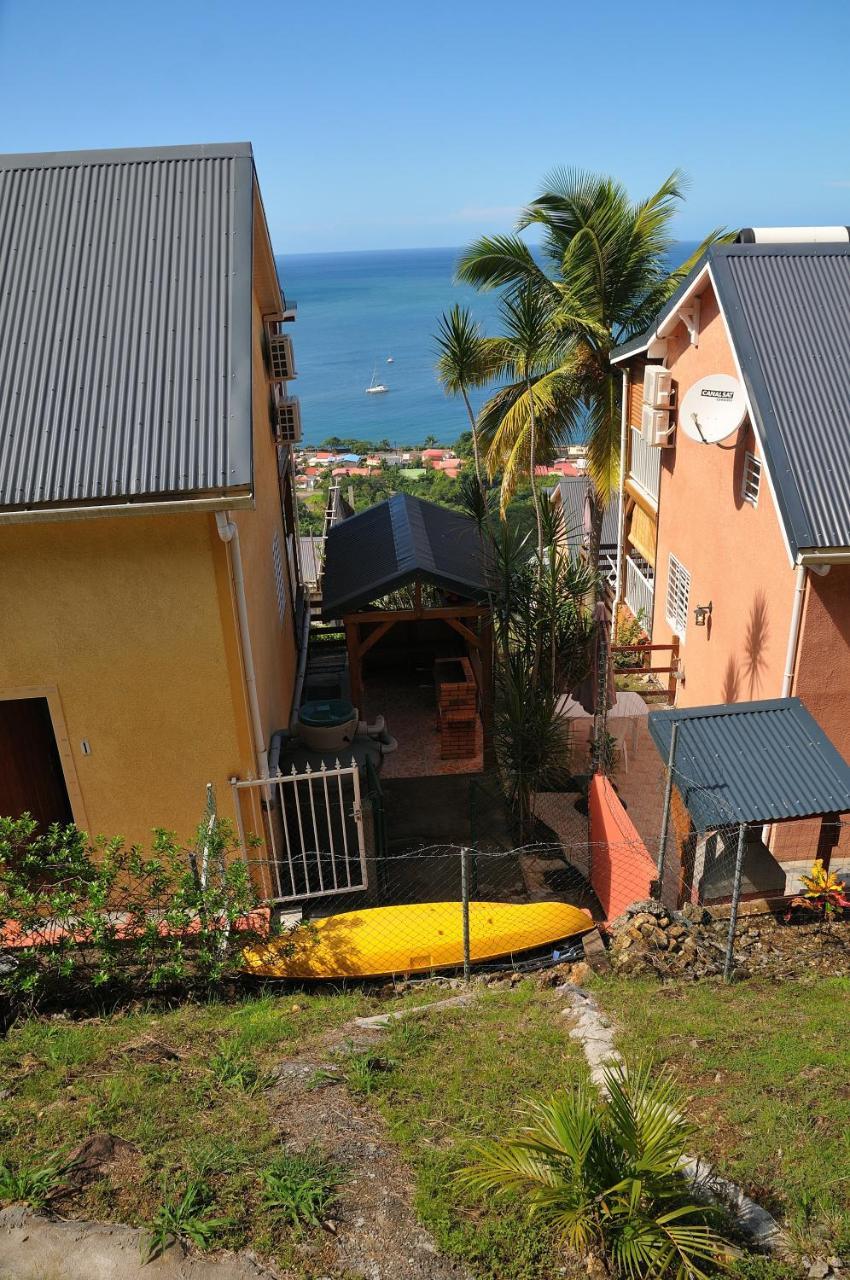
[272,531,287,625]
[741,451,761,507]
[665,553,691,638]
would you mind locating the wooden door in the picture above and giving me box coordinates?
[0,698,74,829]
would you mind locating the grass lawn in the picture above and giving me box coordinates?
[0,984,443,1262]
[592,975,850,1257]
[369,980,588,1280]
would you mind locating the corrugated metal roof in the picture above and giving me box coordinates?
[321,493,490,619]
[553,476,618,553]
[648,697,850,830]
[714,246,850,554]
[611,242,850,555]
[0,143,255,509]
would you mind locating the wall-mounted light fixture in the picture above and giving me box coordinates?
[694,601,712,627]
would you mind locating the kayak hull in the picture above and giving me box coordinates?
[242,900,592,980]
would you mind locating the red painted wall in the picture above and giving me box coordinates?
[588,775,657,919]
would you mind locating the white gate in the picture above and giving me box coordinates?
[231,759,368,903]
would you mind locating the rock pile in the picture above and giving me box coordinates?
[609,900,726,979]
[608,899,850,981]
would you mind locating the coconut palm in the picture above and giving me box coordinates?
[481,285,563,564]
[435,304,492,504]
[459,1062,730,1280]
[457,169,725,568]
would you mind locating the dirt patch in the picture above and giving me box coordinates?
[0,1206,280,1280]
[265,1013,470,1280]
[65,1132,140,1191]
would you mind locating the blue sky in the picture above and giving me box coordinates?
[0,0,848,254]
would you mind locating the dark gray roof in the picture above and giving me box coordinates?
[0,143,256,510]
[612,243,850,555]
[321,493,489,619]
[648,697,850,830]
[553,476,618,552]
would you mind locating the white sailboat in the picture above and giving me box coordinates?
[365,367,389,394]
[386,355,394,363]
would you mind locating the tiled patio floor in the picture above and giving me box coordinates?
[364,674,483,779]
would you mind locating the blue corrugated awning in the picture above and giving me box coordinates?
[648,697,850,831]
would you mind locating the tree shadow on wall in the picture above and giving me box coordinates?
[720,590,770,704]
[743,589,770,699]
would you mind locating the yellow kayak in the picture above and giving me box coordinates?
[242,900,592,980]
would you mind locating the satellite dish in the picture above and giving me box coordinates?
[678,373,747,444]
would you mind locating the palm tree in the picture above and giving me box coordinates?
[459,1062,730,1280]
[482,285,562,564]
[457,169,725,569]
[435,304,491,503]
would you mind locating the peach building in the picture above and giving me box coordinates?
[610,230,850,888]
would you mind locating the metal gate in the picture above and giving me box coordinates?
[231,760,368,903]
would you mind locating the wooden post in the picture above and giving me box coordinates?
[344,617,363,716]
[479,615,495,768]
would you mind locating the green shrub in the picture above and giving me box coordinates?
[0,812,262,1015]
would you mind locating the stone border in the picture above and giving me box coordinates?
[558,983,787,1253]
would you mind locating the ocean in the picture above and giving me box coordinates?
[277,243,699,449]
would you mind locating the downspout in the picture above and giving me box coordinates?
[610,367,629,643]
[216,511,269,779]
[290,593,311,731]
[765,562,807,847]
[781,564,807,697]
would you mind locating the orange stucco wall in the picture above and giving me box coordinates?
[794,566,850,762]
[587,775,656,919]
[649,284,796,708]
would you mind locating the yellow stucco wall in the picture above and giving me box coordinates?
[0,511,251,846]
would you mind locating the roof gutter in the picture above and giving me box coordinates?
[0,492,254,526]
[216,511,269,780]
[797,547,850,566]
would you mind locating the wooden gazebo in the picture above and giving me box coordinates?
[320,493,494,753]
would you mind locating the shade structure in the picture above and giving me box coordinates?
[648,697,850,831]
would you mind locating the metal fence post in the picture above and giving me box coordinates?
[460,847,471,982]
[656,721,679,899]
[723,822,747,983]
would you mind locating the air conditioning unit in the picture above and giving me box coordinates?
[642,366,673,409]
[267,326,297,381]
[641,404,674,447]
[274,391,302,444]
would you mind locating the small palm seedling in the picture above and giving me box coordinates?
[459,1062,732,1280]
[142,1179,230,1262]
[0,1157,71,1209]
[259,1150,337,1231]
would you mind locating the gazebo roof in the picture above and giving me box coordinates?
[648,697,850,831]
[321,493,489,619]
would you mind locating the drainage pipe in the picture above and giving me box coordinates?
[216,511,269,780]
[290,590,312,731]
[610,367,630,644]
[781,564,807,697]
